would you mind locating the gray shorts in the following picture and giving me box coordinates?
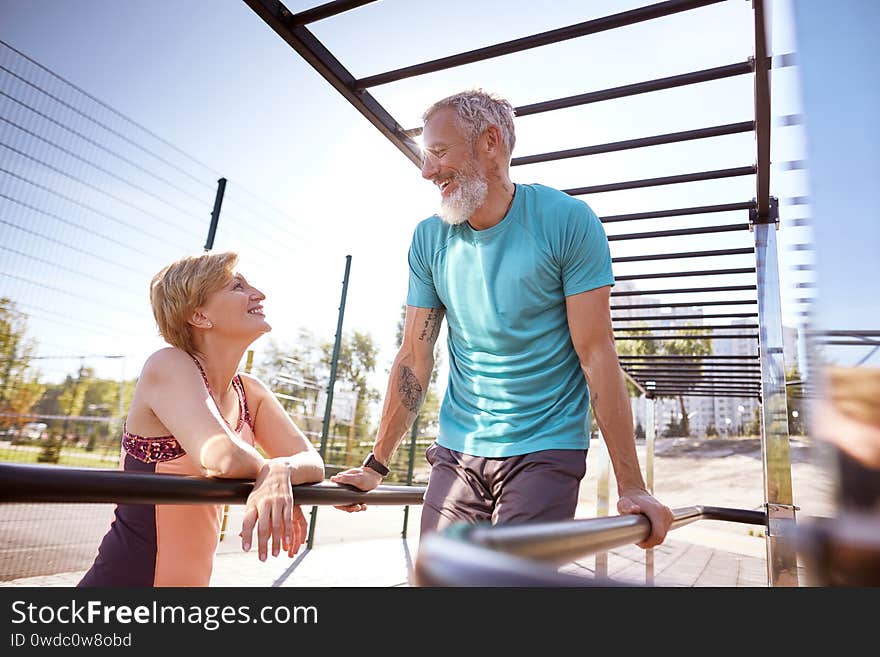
[420,442,588,537]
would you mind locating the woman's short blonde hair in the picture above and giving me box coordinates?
[150,251,238,354]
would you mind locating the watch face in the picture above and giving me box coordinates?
[364,454,387,475]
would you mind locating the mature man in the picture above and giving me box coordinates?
[332,89,673,548]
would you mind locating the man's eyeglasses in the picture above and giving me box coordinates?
[421,141,466,167]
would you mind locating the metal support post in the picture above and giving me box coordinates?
[595,430,610,578]
[753,202,799,586]
[401,416,419,538]
[307,256,352,549]
[645,395,656,585]
[204,178,226,251]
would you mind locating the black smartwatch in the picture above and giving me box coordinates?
[362,452,389,477]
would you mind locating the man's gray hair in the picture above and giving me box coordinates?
[423,89,516,157]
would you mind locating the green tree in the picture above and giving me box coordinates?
[321,330,380,449]
[785,366,806,436]
[0,299,45,433]
[257,333,324,444]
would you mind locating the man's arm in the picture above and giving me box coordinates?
[565,286,674,549]
[331,304,444,492]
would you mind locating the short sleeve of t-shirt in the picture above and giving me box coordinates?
[407,222,442,308]
[559,202,615,297]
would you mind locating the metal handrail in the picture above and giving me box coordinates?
[414,505,766,586]
[0,463,425,506]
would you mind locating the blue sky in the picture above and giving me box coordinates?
[3,0,869,395]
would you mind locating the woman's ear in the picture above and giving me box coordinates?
[189,310,213,329]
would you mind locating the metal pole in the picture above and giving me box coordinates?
[645,395,656,585]
[754,216,799,586]
[220,349,254,543]
[402,416,419,538]
[752,0,799,587]
[204,177,227,252]
[307,255,352,549]
[595,430,610,577]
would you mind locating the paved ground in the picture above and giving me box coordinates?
[0,436,833,587]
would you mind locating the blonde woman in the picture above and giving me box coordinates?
[79,252,324,587]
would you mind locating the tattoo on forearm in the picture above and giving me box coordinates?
[399,366,424,412]
[418,308,442,343]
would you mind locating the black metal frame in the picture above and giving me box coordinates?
[242,0,773,401]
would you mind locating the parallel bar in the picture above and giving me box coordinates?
[516,61,754,117]
[602,200,755,223]
[512,121,753,166]
[613,313,758,321]
[354,0,725,88]
[615,267,756,281]
[614,323,758,331]
[620,354,757,361]
[611,300,757,310]
[607,223,749,241]
[565,165,755,196]
[465,505,765,564]
[623,367,761,374]
[615,334,758,340]
[613,247,754,263]
[626,374,761,381]
[0,463,426,506]
[286,0,378,25]
[611,284,756,296]
[619,354,759,360]
[243,0,422,167]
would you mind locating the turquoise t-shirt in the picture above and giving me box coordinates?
[407,183,615,457]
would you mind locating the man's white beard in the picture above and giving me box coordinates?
[437,168,489,226]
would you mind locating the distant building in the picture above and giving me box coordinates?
[624,303,801,438]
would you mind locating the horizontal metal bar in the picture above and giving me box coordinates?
[513,121,753,166]
[285,0,378,25]
[611,284,756,296]
[464,505,765,564]
[819,340,880,347]
[615,267,756,281]
[619,354,759,360]
[651,391,760,398]
[614,323,758,331]
[629,374,761,381]
[806,330,880,337]
[615,334,758,340]
[612,312,758,321]
[623,364,761,372]
[515,60,754,117]
[611,299,757,310]
[613,247,754,263]
[565,165,756,196]
[602,201,755,223]
[607,222,749,241]
[644,381,762,388]
[0,463,425,506]
[243,0,422,167]
[354,0,725,88]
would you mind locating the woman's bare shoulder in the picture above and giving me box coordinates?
[140,348,196,382]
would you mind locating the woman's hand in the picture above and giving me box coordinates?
[241,460,307,560]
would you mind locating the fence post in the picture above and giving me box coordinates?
[204,178,226,252]
[645,395,656,585]
[307,255,352,549]
[401,416,420,538]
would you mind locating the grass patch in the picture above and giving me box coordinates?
[0,446,119,469]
